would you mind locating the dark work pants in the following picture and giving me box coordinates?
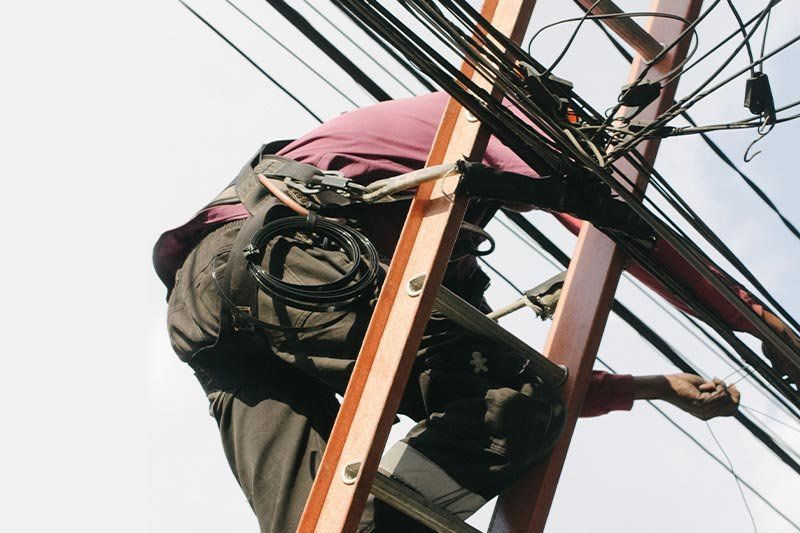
[167,220,561,532]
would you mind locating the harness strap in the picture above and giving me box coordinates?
[201,140,298,214]
[237,154,324,214]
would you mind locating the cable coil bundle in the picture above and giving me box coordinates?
[243,215,381,312]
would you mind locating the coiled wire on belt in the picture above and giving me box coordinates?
[243,214,380,312]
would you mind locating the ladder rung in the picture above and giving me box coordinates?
[434,286,568,386]
[371,471,481,533]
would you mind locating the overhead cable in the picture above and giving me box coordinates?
[336,0,800,392]
[328,0,437,92]
[500,210,800,474]
[222,0,360,108]
[594,360,800,532]
[264,0,391,102]
[177,0,322,123]
[301,0,418,96]
[178,0,800,483]
[575,0,800,272]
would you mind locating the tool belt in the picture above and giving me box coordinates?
[189,143,386,389]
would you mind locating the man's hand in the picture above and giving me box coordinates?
[633,373,740,420]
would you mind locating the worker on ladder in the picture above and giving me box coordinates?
[154,93,792,532]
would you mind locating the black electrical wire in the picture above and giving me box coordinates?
[520,10,792,374]
[244,215,380,312]
[477,256,522,295]
[724,0,757,75]
[681,114,800,240]
[301,0,418,96]
[223,0,360,108]
[593,360,800,532]
[618,29,798,150]
[264,0,391,102]
[595,0,724,133]
[501,210,800,412]
[350,0,800,369]
[177,0,322,123]
[659,6,769,86]
[539,0,604,76]
[496,210,800,476]
[529,12,693,53]
[760,8,772,73]
[328,0,437,92]
[182,0,800,479]
[614,0,783,152]
[528,10,699,84]
[573,1,800,304]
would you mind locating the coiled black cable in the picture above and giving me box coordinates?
[244,215,380,312]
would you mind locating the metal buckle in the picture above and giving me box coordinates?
[284,171,367,200]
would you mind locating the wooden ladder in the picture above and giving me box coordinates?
[297,1,703,531]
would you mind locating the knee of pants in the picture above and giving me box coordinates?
[484,384,565,464]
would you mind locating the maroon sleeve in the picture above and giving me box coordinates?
[550,213,764,335]
[581,371,635,417]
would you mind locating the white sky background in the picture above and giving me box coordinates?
[2,0,800,531]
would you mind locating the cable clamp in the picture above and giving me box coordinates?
[744,72,776,120]
[286,170,367,200]
[242,243,260,260]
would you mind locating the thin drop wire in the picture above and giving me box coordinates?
[494,218,563,271]
[615,1,784,152]
[596,0,725,133]
[742,405,800,434]
[661,3,777,85]
[760,8,772,73]
[704,415,759,533]
[593,363,798,531]
[478,257,525,296]
[223,0,360,108]
[178,0,323,123]
[539,0,604,75]
[576,0,800,245]
[725,0,756,74]
[300,0,418,96]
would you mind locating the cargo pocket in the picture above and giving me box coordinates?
[167,245,231,362]
[255,235,375,391]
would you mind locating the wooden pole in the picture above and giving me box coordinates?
[490,1,703,531]
[297,1,539,531]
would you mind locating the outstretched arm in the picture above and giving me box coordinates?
[632,373,740,420]
[581,371,740,419]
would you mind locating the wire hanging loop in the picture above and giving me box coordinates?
[743,113,775,162]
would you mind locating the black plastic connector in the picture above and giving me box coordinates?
[619,80,661,108]
[744,72,775,118]
[516,61,574,117]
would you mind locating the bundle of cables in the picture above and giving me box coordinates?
[243,214,381,313]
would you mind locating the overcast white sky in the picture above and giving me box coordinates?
[2,1,800,532]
